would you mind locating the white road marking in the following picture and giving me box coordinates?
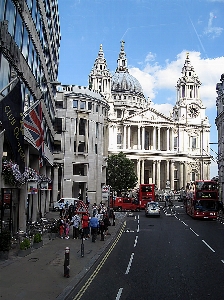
[137,224,139,232]
[202,240,215,253]
[181,221,188,226]
[190,228,199,236]
[116,288,123,300]
[221,260,224,264]
[125,252,134,274]
[134,236,138,247]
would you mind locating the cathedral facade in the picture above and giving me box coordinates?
[89,42,211,191]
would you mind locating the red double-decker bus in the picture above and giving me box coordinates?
[138,184,156,209]
[185,180,219,219]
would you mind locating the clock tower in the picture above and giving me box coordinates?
[173,53,206,124]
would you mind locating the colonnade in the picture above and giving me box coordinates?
[110,124,176,151]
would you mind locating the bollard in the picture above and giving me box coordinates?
[64,247,70,278]
[81,229,84,257]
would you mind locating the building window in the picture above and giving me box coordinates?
[191,172,196,182]
[78,142,85,152]
[174,136,178,150]
[117,110,122,118]
[73,164,85,176]
[80,101,86,109]
[96,122,99,138]
[88,102,92,110]
[96,105,98,112]
[117,133,122,145]
[79,118,86,135]
[73,100,78,108]
[95,144,97,154]
[174,170,178,179]
[54,118,62,133]
[192,137,196,149]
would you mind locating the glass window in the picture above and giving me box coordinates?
[5,0,16,36]
[14,12,23,49]
[174,136,178,150]
[80,101,86,109]
[0,0,6,21]
[32,0,37,23]
[117,133,122,144]
[28,40,34,69]
[96,105,98,112]
[192,137,196,149]
[26,0,32,11]
[0,55,10,92]
[73,100,78,108]
[88,102,92,110]
[22,26,29,60]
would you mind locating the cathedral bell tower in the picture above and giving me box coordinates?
[173,53,205,123]
[88,44,111,100]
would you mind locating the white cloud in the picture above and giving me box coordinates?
[129,50,224,111]
[204,12,223,38]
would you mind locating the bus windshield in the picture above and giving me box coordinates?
[194,200,218,212]
[195,181,218,191]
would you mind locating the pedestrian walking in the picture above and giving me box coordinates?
[89,215,99,242]
[81,213,90,240]
[64,218,70,239]
[71,212,81,239]
[59,216,65,239]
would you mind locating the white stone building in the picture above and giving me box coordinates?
[54,85,109,204]
[90,42,211,191]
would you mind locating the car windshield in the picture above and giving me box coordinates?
[148,202,159,207]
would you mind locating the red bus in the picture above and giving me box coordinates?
[185,180,219,219]
[138,184,156,209]
[110,196,140,212]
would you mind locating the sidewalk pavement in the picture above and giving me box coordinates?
[0,211,126,300]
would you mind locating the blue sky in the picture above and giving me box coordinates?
[58,0,224,178]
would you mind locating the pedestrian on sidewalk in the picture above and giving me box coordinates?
[99,216,105,241]
[81,213,90,240]
[59,216,65,239]
[64,217,70,239]
[89,215,99,242]
[71,212,81,239]
[103,213,111,236]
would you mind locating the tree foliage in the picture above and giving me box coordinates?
[106,152,138,193]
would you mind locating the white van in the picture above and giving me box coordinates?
[53,198,79,211]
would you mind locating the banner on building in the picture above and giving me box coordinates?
[27,182,38,194]
[23,102,44,167]
[0,79,25,172]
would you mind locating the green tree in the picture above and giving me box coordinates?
[106,152,138,194]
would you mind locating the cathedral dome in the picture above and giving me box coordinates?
[111,72,143,94]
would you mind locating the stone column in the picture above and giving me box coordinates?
[141,159,145,183]
[53,165,59,204]
[167,128,170,151]
[156,160,161,189]
[142,126,145,150]
[166,160,170,182]
[137,159,141,185]
[170,161,175,190]
[170,128,174,151]
[153,161,156,184]
[138,126,141,150]
[123,125,127,149]
[157,127,161,151]
[153,127,156,150]
[127,125,131,149]
[179,162,184,189]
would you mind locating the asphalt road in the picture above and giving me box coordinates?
[68,201,224,300]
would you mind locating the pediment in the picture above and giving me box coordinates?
[123,107,173,123]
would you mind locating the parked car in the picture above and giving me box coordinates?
[145,201,160,217]
[53,198,79,211]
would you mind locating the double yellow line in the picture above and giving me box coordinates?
[73,221,126,300]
